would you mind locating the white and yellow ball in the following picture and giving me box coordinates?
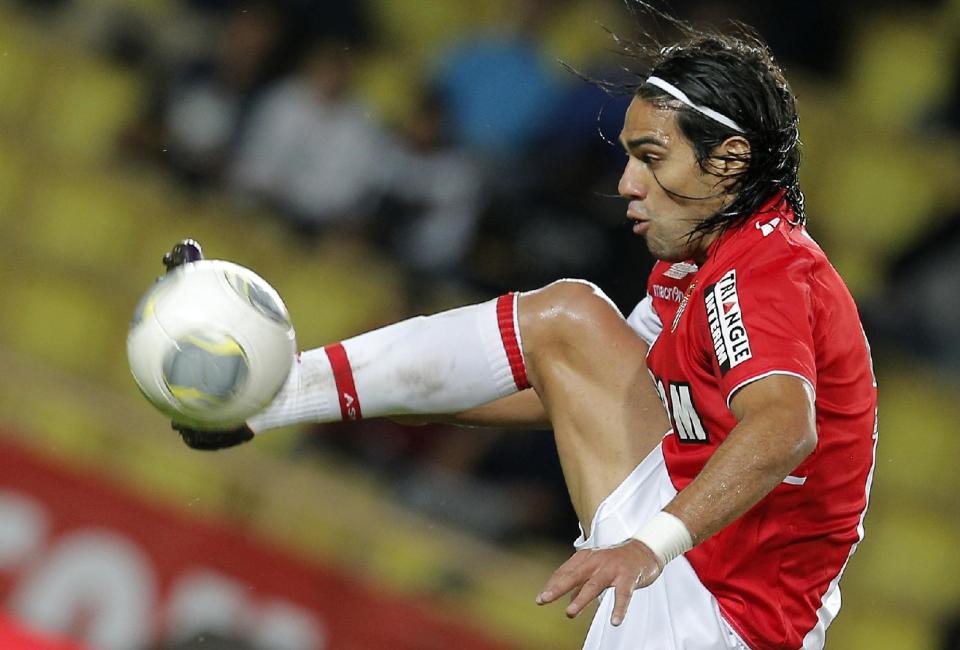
[127,260,296,430]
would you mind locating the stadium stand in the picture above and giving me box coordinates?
[0,1,959,648]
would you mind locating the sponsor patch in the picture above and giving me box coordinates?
[704,270,752,374]
[651,284,685,303]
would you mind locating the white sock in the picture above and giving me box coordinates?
[247,294,529,432]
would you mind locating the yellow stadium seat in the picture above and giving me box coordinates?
[0,11,45,128]
[826,604,935,650]
[33,49,142,162]
[808,133,944,298]
[0,380,113,464]
[948,0,960,31]
[0,135,26,223]
[873,368,960,502]
[20,171,146,272]
[846,12,954,129]
[367,0,477,63]
[541,0,621,72]
[273,239,406,347]
[126,196,295,281]
[354,50,423,127]
[0,270,124,380]
[854,506,960,612]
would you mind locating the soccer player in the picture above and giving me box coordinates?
[167,19,877,650]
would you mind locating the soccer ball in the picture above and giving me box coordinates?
[127,260,296,431]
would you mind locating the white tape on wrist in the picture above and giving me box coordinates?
[632,511,693,568]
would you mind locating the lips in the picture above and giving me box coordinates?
[626,201,650,235]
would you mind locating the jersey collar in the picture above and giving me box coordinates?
[702,190,793,262]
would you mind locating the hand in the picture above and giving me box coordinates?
[536,539,662,626]
[172,422,255,451]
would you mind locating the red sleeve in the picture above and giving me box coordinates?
[701,250,817,407]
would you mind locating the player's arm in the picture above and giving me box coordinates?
[662,373,816,543]
[391,389,550,429]
[539,373,816,624]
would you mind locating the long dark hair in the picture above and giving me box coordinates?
[590,3,804,239]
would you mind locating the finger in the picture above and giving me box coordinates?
[537,551,592,605]
[610,578,635,626]
[565,575,609,618]
[569,583,582,605]
[634,562,661,590]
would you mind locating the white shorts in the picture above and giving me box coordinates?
[575,444,750,650]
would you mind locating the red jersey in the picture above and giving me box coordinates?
[631,199,877,649]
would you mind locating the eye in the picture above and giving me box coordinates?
[640,153,660,164]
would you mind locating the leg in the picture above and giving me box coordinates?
[518,280,670,530]
[245,278,669,531]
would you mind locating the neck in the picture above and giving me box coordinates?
[691,229,721,265]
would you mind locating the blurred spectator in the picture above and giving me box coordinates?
[301,417,576,543]
[228,40,387,236]
[434,0,562,170]
[864,209,960,375]
[120,3,284,189]
[928,59,960,134]
[184,0,371,48]
[463,61,654,304]
[943,608,960,650]
[377,89,484,278]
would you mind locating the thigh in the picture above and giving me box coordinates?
[518,281,671,529]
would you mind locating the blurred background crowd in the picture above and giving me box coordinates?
[0,0,959,648]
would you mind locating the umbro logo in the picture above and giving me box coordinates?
[756,217,781,237]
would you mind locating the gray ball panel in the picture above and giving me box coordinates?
[162,335,249,407]
[226,272,290,325]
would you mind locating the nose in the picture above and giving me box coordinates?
[618,157,648,200]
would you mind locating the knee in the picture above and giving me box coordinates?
[519,279,624,346]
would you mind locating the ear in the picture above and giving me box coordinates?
[707,136,751,176]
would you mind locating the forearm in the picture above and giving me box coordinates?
[664,412,815,546]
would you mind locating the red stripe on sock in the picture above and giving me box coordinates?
[496,293,530,390]
[324,342,363,420]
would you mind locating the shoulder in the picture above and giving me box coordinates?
[712,217,824,286]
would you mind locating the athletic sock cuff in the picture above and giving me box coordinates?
[247,349,337,432]
[495,292,530,391]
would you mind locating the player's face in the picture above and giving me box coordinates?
[617,97,735,264]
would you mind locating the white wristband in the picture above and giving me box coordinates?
[632,511,693,568]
